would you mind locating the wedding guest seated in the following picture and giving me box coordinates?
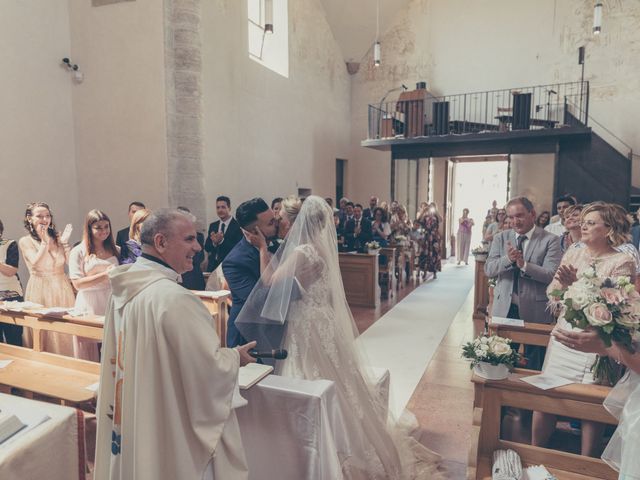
[339,201,355,231]
[18,202,75,355]
[121,208,150,264]
[0,218,24,346]
[559,204,583,253]
[116,201,145,260]
[371,207,391,247]
[545,195,576,236]
[363,196,378,219]
[533,202,635,457]
[69,209,119,360]
[536,210,551,229]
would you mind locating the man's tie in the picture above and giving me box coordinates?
[512,234,526,294]
[220,222,226,235]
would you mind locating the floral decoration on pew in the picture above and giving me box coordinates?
[365,241,381,252]
[549,268,640,385]
[462,334,520,379]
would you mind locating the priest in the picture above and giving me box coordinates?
[95,208,256,480]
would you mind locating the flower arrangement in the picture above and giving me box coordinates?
[365,241,381,251]
[393,234,408,243]
[549,268,640,385]
[462,334,519,369]
[472,245,489,255]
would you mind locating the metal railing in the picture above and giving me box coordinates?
[367,81,589,140]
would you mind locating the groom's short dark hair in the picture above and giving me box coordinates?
[236,198,270,229]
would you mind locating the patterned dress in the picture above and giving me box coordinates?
[419,214,442,273]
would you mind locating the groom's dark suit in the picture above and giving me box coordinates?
[222,237,260,347]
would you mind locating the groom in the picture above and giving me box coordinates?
[222,198,279,347]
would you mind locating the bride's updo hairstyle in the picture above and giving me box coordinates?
[298,196,330,237]
[281,196,302,223]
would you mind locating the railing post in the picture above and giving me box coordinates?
[463,94,467,133]
[585,81,590,127]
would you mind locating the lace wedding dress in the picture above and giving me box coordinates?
[237,196,443,480]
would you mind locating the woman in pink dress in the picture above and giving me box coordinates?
[456,208,474,265]
[18,202,75,355]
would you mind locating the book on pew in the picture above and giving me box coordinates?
[0,411,27,444]
[238,364,273,390]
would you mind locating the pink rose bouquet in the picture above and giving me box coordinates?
[549,270,640,385]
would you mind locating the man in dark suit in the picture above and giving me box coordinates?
[362,196,378,220]
[345,204,372,251]
[116,201,146,260]
[204,196,243,272]
[485,196,562,369]
[339,201,355,232]
[222,198,278,347]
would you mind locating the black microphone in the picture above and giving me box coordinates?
[249,349,288,360]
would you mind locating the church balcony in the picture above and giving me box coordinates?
[362,81,590,153]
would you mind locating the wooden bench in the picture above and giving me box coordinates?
[0,309,100,408]
[488,319,554,347]
[469,369,617,480]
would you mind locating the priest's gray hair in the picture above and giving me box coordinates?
[140,208,196,246]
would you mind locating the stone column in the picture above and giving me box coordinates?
[164,0,207,229]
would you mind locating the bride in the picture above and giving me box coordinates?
[236,195,442,479]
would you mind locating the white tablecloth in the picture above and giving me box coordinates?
[0,394,85,480]
[236,369,390,480]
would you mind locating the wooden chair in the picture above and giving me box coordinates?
[469,370,617,480]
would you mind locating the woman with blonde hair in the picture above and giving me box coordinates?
[122,208,150,264]
[68,210,120,359]
[533,202,636,457]
[18,202,75,355]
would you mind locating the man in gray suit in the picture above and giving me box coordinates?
[485,196,562,368]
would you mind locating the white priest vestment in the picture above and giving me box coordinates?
[94,256,248,480]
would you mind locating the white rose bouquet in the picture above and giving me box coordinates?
[549,270,640,385]
[365,241,380,250]
[462,334,519,369]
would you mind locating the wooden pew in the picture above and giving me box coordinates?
[468,369,617,480]
[0,309,100,408]
[488,318,554,347]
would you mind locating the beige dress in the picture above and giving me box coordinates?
[18,235,76,356]
[543,246,636,383]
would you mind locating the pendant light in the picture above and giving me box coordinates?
[264,0,273,34]
[374,0,381,66]
[593,2,602,35]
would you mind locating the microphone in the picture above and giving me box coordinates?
[249,349,288,360]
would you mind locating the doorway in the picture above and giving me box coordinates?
[446,157,510,256]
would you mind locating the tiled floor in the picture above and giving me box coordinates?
[352,269,483,479]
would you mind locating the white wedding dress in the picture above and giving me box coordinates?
[237,196,443,480]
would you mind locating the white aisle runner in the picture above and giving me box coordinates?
[356,263,474,417]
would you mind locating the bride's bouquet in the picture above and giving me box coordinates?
[549,266,640,385]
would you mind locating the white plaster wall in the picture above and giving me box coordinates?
[200,0,351,221]
[0,0,81,267]
[68,0,169,231]
[350,0,640,200]
[509,153,555,214]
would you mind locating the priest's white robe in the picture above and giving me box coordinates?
[94,257,248,480]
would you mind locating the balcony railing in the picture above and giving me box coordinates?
[367,81,589,140]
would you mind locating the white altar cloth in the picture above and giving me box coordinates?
[0,393,85,480]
